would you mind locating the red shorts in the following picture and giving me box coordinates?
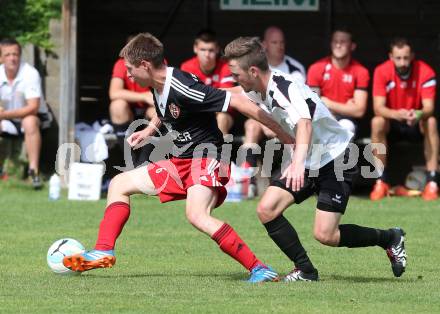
[147,157,231,208]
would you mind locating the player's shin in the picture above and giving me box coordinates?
[338,224,393,249]
[94,202,131,251]
[264,215,316,273]
[211,223,262,271]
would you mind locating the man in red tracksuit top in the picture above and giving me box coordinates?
[370,37,438,201]
[181,29,236,135]
[307,28,369,136]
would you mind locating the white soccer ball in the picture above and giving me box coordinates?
[47,238,85,275]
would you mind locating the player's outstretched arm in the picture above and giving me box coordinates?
[229,93,295,145]
[127,115,162,149]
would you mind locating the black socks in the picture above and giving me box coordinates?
[338,224,393,249]
[264,215,316,273]
[112,122,131,153]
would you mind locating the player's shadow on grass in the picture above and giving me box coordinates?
[86,272,246,281]
[328,274,412,283]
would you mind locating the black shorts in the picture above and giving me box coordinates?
[388,120,423,143]
[270,149,359,214]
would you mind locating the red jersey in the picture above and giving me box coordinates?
[373,59,436,110]
[180,57,235,88]
[307,57,370,103]
[111,58,149,108]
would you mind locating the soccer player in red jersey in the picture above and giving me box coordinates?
[181,30,235,135]
[307,29,369,135]
[63,33,296,282]
[370,37,439,201]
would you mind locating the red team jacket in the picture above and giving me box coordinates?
[180,57,235,88]
[373,59,436,110]
[111,58,150,108]
[307,57,370,104]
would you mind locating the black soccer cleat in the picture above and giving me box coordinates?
[283,268,319,282]
[386,227,407,277]
[29,169,43,190]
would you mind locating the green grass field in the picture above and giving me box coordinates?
[1,181,439,313]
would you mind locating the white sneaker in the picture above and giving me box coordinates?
[283,268,319,282]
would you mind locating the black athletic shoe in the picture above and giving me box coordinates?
[283,268,319,282]
[29,169,43,190]
[386,227,407,277]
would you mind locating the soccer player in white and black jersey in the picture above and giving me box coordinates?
[63,33,297,283]
[224,37,407,281]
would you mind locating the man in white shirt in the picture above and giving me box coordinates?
[241,26,306,197]
[263,26,306,82]
[0,38,51,189]
[224,36,407,282]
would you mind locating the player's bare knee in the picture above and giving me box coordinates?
[371,116,386,133]
[21,115,40,134]
[256,202,276,223]
[110,99,131,122]
[313,231,331,245]
[244,119,261,134]
[185,210,206,228]
[108,173,125,194]
[313,228,337,246]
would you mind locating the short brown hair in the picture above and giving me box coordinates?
[195,29,218,45]
[332,27,355,42]
[224,37,269,71]
[119,32,164,68]
[390,37,412,52]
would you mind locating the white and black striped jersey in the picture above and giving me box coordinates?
[152,67,231,159]
[245,71,353,169]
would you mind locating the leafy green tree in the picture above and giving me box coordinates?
[0,0,62,50]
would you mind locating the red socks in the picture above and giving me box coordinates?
[94,202,130,251]
[211,223,262,271]
[93,204,261,272]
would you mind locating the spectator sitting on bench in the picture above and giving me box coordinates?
[370,37,439,201]
[0,38,52,189]
[307,28,369,136]
[181,29,236,135]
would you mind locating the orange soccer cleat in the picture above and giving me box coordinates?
[370,180,390,201]
[63,250,116,272]
[421,181,438,201]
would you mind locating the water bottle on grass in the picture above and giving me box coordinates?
[49,174,61,200]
